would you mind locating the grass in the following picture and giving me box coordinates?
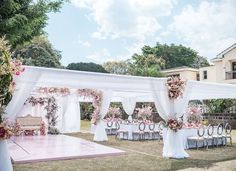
[80,120,91,132]
[13,121,236,171]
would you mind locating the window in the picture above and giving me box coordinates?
[196,73,200,81]
[232,62,236,71]
[232,62,236,79]
[203,71,207,79]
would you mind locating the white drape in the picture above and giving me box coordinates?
[122,97,136,121]
[6,70,41,120]
[94,90,112,141]
[0,140,13,171]
[151,80,191,158]
[61,94,81,133]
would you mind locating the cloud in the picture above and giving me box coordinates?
[167,0,236,58]
[77,36,91,48]
[72,0,176,41]
[86,48,114,63]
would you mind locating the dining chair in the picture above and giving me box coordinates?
[148,123,160,140]
[213,123,224,147]
[205,124,214,149]
[132,122,146,141]
[223,123,232,146]
[115,121,128,140]
[158,121,165,141]
[187,126,205,149]
[105,120,113,135]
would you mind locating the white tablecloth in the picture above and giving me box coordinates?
[119,123,160,140]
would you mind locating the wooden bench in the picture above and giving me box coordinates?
[16,114,42,135]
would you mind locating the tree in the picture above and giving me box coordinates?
[13,36,62,68]
[128,54,165,77]
[0,0,65,48]
[203,99,236,113]
[141,43,209,69]
[103,60,129,75]
[67,62,108,73]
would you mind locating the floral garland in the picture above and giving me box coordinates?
[136,106,152,119]
[37,87,70,96]
[0,36,24,140]
[78,89,103,124]
[166,118,183,132]
[166,76,186,100]
[25,96,47,106]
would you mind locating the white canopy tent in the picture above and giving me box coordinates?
[6,65,236,158]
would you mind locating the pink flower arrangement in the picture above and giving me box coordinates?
[166,118,183,132]
[186,106,203,124]
[0,122,13,140]
[107,107,122,119]
[40,121,46,135]
[166,76,186,100]
[78,89,103,125]
[136,106,152,119]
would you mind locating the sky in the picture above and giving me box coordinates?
[45,0,236,66]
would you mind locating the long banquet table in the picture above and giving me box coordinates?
[118,123,161,140]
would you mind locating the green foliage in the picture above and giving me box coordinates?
[0,0,65,48]
[67,62,108,73]
[203,99,236,113]
[141,43,209,69]
[80,102,94,120]
[13,36,62,68]
[128,54,165,77]
[0,37,13,123]
[103,60,129,74]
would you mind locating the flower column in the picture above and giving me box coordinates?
[152,77,192,158]
[0,37,24,171]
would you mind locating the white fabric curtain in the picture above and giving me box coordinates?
[62,94,81,133]
[6,70,41,120]
[151,79,190,158]
[122,97,136,121]
[0,140,13,171]
[56,95,69,133]
[94,90,112,141]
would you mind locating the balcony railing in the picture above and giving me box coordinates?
[225,71,236,80]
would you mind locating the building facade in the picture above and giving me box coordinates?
[161,43,236,84]
[199,43,236,84]
[162,66,199,81]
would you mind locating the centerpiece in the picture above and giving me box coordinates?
[136,106,152,121]
[106,107,122,120]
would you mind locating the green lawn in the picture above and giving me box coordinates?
[13,121,236,171]
[80,120,91,132]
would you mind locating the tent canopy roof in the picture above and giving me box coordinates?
[16,65,236,101]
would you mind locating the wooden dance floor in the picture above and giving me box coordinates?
[8,135,125,164]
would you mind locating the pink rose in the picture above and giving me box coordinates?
[15,71,20,75]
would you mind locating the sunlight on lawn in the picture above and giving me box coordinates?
[80,120,91,132]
